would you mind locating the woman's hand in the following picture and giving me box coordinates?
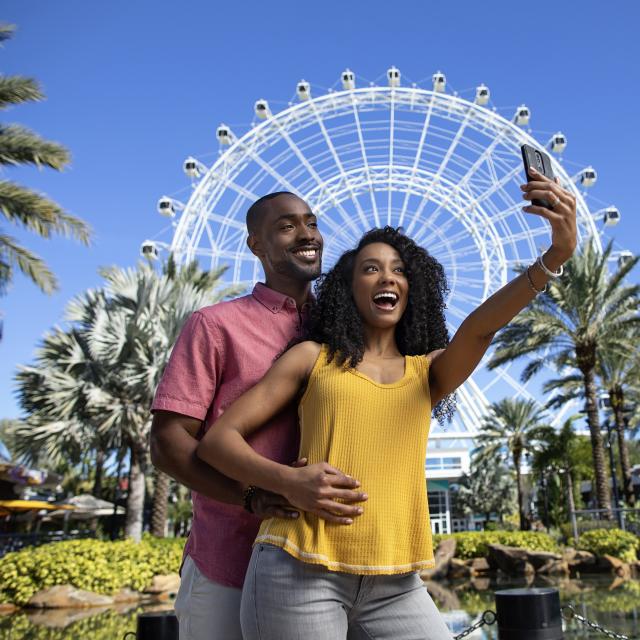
[281,462,368,525]
[521,167,577,266]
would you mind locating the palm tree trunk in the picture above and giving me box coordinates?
[582,368,611,515]
[92,448,104,498]
[611,389,634,506]
[124,442,146,542]
[513,451,525,530]
[150,469,171,537]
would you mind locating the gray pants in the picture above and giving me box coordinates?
[240,544,453,640]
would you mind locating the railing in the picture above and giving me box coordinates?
[570,508,640,537]
[0,530,95,557]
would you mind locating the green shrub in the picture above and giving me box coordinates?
[575,528,639,563]
[433,531,559,559]
[0,535,185,606]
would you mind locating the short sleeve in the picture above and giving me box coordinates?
[151,311,223,420]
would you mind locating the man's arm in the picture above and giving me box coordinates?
[150,410,244,505]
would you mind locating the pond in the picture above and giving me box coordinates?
[0,576,638,639]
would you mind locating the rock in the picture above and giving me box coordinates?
[113,588,143,603]
[421,538,456,580]
[423,580,461,610]
[448,558,471,579]
[0,603,18,615]
[27,585,114,609]
[487,544,535,575]
[537,559,569,575]
[631,561,640,578]
[144,573,181,597]
[562,547,577,563]
[523,550,563,570]
[599,555,631,579]
[470,576,491,591]
[568,550,597,573]
[470,557,491,576]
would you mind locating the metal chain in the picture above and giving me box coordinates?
[562,604,633,640]
[453,610,497,640]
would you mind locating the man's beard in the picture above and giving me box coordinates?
[272,256,322,282]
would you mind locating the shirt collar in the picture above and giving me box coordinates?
[252,282,314,314]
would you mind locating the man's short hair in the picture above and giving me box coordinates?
[246,191,297,235]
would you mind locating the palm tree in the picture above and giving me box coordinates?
[474,398,550,530]
[530,417,590,534]
[597,345,640,506]
[488,240,639,515]
[0,24,90,296]
[16,257,241,540]
[452,462,517,529]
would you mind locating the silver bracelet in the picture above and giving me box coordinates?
[536,255,563,278]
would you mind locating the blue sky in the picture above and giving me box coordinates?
[1,0,639,419]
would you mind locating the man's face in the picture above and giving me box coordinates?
[248,195,323,282]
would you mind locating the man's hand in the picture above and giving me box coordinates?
[251,488,301,520]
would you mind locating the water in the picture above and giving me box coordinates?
[0,576,638,639]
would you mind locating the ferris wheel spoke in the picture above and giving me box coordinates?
[350,94,381,227]
[307,101,370,230]
[406,119,513,235]
[387,89,396,226]
[266,116,363,238]
[398,94,436,227]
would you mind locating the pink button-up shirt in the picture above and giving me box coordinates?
[151,283,308,587]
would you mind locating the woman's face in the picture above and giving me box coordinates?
[351,242,409,330]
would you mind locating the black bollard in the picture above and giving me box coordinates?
[494,588,563,640]
[135,611,178,640]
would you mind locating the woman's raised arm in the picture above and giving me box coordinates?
[428,167,577,405]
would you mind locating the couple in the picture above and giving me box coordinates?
[151,173,576,640]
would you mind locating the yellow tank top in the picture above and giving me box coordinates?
[256,344,435,575]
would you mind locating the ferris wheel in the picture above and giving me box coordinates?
[143,67,625,436]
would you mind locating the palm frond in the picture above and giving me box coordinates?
[0,124,70,169]
[0,180,91,243]
[0,76,43,108]
[0,233,57,293]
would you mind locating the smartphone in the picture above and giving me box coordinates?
[521,144,555,209]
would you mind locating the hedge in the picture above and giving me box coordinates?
[0,535,185,606]
[574,529,639,564]
[432,531,559,559]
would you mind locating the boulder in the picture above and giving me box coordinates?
[113,588,144,603]
[27,585,114,609]
[599,555,631,579]
[144,573,181,596]
[447,558,471,579]
[420,538,456,580]
[470,557,491,576]
[0,603,18,615]
[487,544,535,575]
[568,550,597,573]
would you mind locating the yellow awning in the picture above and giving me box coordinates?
[0,500,75,512]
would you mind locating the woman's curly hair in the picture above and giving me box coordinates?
[306,226,455,423]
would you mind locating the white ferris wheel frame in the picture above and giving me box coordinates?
[159,80,606,438]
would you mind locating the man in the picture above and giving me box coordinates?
[150,192,366,640]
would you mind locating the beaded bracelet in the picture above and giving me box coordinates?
[526,265,547,294]
[242,485,257,514]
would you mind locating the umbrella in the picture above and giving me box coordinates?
[50,494,124,520]
[0,500,75,513]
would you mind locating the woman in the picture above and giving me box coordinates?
[197,168,576,639]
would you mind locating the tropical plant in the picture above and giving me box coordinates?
[489,239,640,515]
[0,24,90,297]
[530,416,592,531]
[451,462,517,528]
[14,257,242,540]
[473,398,550,530]
[597,345,639,506]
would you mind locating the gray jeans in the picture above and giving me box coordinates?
[240,544,453,640]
